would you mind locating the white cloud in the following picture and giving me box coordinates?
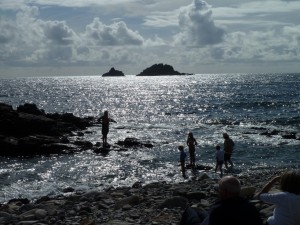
[143,11,179,28]
[173,0,225,47]
[0,0,138,9]
[0,17,15,44]
[83,18,144,46]
[0,0,300,76]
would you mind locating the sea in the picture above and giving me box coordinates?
[0,73,299,203]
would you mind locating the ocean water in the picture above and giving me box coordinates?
[0,73,299,203]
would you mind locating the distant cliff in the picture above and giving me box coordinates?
[136,63,191,76]
[102,67,125,77]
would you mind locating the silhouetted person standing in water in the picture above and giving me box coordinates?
[223,133,234,170]
[98,111,116,147]
[187,132,197,168]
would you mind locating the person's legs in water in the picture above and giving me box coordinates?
[224,153,230,170]
[102,132,108,147]
[181,161,186,178]
[227,154,233,168]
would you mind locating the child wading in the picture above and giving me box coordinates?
[178,145,187,178]
[215,145,224,177]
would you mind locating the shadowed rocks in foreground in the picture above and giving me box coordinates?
[0,170,283,224]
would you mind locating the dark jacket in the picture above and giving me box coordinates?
[209,197,263,225]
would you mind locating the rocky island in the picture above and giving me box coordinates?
[102,67,125,77]
[136,63,192,76]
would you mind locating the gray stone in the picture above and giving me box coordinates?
[34,209,47,219]
[186,192,206,200]
[158,196,188,209]
[114,195,140,210]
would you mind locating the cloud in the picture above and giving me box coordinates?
[173,0,225,47]
[43,21,76,45]
[208,25,300,63]
[143,11,179,28]
[0,5,150,67]
[0,17,15,44]
[83,18,144,46]
[1,0,300,75]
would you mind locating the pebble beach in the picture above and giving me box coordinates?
[0,169,285,225]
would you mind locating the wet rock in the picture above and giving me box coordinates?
[17,103,45,116]
[74,140,93,149]
[0,103,95,156]
[116,137,154,148]
[63,187,75,193]
[281,132,296,139]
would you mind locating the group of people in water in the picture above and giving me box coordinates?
[98,110,235,178]
[99,110,300,225]
[179,132,300,225]
[179,132,234,178]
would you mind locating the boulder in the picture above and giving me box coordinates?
[116,137,153,148]
[17,103,45,116]
[114,195,140,210]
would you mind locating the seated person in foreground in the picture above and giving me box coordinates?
[180,176,263,225]
[255,170,300,225]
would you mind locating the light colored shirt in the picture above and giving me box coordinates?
[260,192,300,225]
[215,150,224,162]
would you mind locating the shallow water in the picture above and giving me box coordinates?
[0,73,299,202]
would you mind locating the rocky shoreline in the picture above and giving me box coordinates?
[0,102,296,224]
[0,103,154,157]
[0,169,285,225]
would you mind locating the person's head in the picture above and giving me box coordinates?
[223,133,229,139]
[178,145,184,151]
[280,170,300,195]
[104,110,108,117]
[188,132,193,138]
[216,145,221,150]
[218,176,241,200]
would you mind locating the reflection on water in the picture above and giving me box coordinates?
[0,73,299,202]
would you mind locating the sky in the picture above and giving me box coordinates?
[0,0,300,77]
